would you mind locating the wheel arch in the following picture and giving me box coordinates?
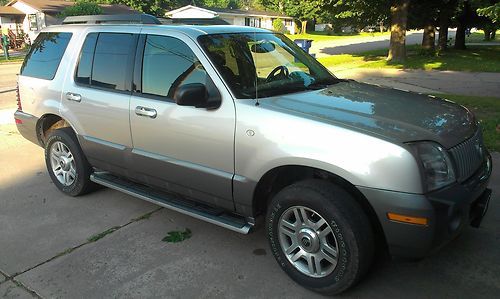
[36,113,78,147]
[252,164,388,254]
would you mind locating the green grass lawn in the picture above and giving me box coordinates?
[0,55,25,63]
[318,45,500,72]
[286,31,389,42]
[465,30,500,43]
[433,94,500,152]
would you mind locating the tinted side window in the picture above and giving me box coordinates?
[21,32,72,80]
[75,33,98,85]
[92,33,136,91]
[142,35,207,98]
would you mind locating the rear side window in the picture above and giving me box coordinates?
[20,32,72,80]
[75,32,137,92]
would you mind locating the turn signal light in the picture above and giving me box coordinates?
[387,213,428,226]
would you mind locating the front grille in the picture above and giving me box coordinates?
[449,129,485,182]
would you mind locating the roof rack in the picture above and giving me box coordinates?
[62,14,161,25]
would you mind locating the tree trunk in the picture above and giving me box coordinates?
[301,20,308,34]
[483,29,491,41]
[422,23,436,51]
[437,0,457,52]
[454,22,466,49]
[437,22,449,51]
[387,0,410,62]
[492,30,496,39]
[454,0,470,50]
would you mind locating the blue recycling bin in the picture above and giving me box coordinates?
[294,39,313,53]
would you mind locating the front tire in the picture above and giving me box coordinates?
[266,179,374,295]
[45,127,95,196]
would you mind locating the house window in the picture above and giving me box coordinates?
[28,14,38,31]
[285,19,292,26]
[245,17,250,26]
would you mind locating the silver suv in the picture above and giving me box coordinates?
[14,15,492,295]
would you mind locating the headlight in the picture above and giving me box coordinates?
[410,142,456,192]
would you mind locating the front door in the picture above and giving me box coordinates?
[129,31,236,210]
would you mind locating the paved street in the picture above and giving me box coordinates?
[0,63,19,91]
[310,30,457,58]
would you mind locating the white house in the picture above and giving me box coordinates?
[166,5,296,34]
[0,0,137,45]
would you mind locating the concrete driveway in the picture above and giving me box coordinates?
[0,119,499,298]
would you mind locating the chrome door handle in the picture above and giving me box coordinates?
[135,106,157,118]
[66,92,81,102]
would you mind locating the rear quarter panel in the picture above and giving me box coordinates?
[18,27,85,126]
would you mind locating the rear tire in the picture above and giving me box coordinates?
[45,127,95,196]
[266,179,374,295]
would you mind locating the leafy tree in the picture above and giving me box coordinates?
[437,0,459,51]
[407,0,443,51]
[322,0,389,32]
[258,0,332,33]
[59,1,103,17]
[201,0,234,8]
[98,0,190,16]
[453,0,498,48]
[477,2,499,22]
[284,0,324,33]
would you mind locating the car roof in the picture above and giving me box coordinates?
[43,24,272,38]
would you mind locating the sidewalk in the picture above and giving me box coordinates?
[331,67,500,97]
[6,49,25,57]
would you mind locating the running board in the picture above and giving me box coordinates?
[90,172,253,234]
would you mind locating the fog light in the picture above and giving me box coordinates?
[387,213,428,226]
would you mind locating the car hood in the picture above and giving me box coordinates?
[258,81,476,148]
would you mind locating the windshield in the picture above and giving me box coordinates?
[198,33,339,99]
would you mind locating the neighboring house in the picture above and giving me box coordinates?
[0,0,137,44]
[166,5,296,34]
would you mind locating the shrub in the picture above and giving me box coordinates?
[273,18,285,33]
[59,1,102,17]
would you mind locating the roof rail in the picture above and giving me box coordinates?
[62,14,161,25]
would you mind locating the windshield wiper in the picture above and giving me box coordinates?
[307,78,343,89]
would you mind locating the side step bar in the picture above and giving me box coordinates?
[90,172,253,234]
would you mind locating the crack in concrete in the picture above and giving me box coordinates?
[0,269,9,284]
[1,268,42,298]
[10,278,43,298]
[2,207,163,297]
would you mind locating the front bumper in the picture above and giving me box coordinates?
[359,153,492,258]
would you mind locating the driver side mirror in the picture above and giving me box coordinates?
[173,83,220,109]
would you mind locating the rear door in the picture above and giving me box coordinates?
[129,30,236,210]
[61,29,139,174]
